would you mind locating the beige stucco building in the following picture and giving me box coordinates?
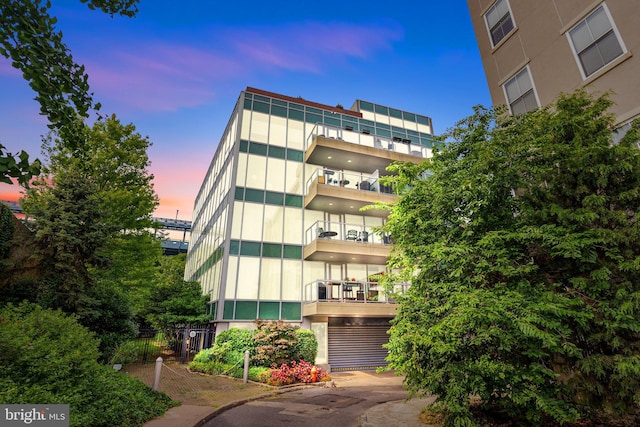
[466,0,640,132]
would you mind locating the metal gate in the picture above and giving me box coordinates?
[169,323,216,363]
[328,320,391,371]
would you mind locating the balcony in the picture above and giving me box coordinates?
[303,221,391,264]
[304,123,429,174]
[304,169,397,217]
[302,279,410,318]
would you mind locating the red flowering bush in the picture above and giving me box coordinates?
[263,360,329,386]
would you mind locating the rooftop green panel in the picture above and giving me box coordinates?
[253,101,269,114]
[374,104,388,115]
[359,101,374,112]
[254,94,270,102]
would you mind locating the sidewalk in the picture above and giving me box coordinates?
[126,362,433,427]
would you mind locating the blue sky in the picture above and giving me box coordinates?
[0,0,491,218]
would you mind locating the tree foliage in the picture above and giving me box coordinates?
[0,303,175,427]
[383,91,640,426]
[12,116,158,357]
[145,254,208,334]
[0,0,139,184]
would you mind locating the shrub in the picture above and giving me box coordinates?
[292,329,318,363]
[263,360,329,386]
[109,339,163,365]
[0,303,176,427]
[252,320,298,367]
[192,347,216,363]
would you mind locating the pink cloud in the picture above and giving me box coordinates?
[79,21,403,112]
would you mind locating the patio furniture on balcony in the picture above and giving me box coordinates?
[357,231,369,242]
[346,229,358,241]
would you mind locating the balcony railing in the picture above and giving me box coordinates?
[303,279,410,303]
[305,123,430,158]
[305,220,391,246]
[305,168,395,196]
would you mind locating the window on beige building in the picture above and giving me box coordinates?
[568,4,625,78]
[503,67,538,115]
[484,0,514,46]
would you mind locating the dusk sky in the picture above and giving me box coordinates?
[0,0,491,220]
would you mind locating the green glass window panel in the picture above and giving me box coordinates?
[421,139,433,148]
[272,99,287,106]
[268,146,286,159]
[234,187,245,200]
[210,301,217,320]
[392,126,406,133]
[283,245,302,259]
[288,109,304,121]
[284,194,302,207]
[305,112,322,124]
[265,191,284,205]
[407,129,419,136]
[281,302,301,320]
[417,115,430,125]
[240,241,261,256]
[409,135,419,144]
[223,300,234,319]
[306,106,322,114]
[229,240,240,255]
[254,94,270,102]
[259,302,280,320]
[249,142,268,156]
[342,116,358,124]
[286,149,303,162]
[324,116,340,127]
[235,301,258,320]
[403,111,416,122]
[262,243,282,258]
[389,108,402,118]
[289,102,303,110]
[392,131,406,139]
[376,129,390,138]
[271,105,287,118]
[361,125,374,134]
[374,104,389,115]
[239,140,249,152]
[245,188,264,203]
[359,101,373,112]
[253,101,270,114]
[243,98,252,110]
[376,123,390,130]
[360,119,374,126]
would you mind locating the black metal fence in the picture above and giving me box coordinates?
[135,323,216,364]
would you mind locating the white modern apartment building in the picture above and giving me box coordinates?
[185,87,434,370]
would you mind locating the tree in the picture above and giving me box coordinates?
[145,254,208,336]
[382,91,640,426]
[0,0,139,183]
[17,116,158,356]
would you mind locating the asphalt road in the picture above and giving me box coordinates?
[204,379,409,427]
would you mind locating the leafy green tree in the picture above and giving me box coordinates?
[0,0,139,183]
[0,0,138,147]
[383,91,640,426]
[145,254,208,336]
[17,116,159,356]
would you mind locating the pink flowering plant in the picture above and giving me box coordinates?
[261,360,329,386]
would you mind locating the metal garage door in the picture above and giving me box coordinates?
[328,323,390,371]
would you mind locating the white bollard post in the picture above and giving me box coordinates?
[243,350,250,383]
[153,357,163,391]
